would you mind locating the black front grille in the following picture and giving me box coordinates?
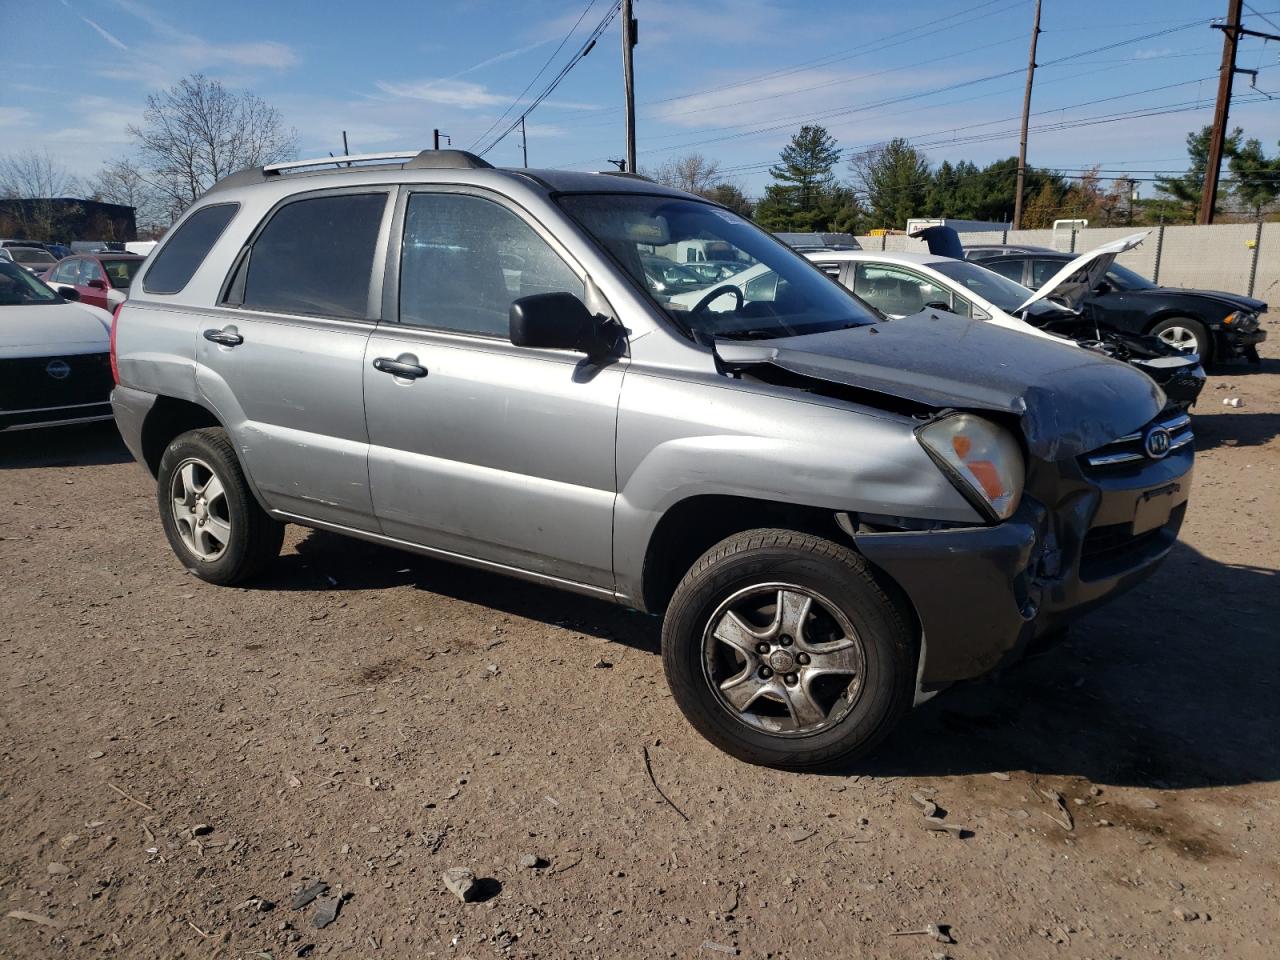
[0,353,113,412]
[1080,502,1186,580]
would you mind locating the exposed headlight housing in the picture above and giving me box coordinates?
[917,413,1025,521]
[1223,311,1258,332]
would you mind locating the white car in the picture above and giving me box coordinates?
[0,259,116,431]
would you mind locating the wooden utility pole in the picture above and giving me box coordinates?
[1200,1,1279,223]
[520,116,528,167]
[1201,0,1244,224]
[1012,0,1041,231]
[622,0,637,172]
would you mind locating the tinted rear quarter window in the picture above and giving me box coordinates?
[143,203,239,294]
[238,193,386,320]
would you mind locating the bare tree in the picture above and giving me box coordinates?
[648,153,724,194]
[129,74,297,217]
[89,158,168,235]
[0,149,81,239]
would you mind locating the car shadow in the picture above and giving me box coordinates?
[856,538,1278,789]
[1189,409,1280,451]
[262,530,1276,790]
[257,528,659,654]
[0,421,131,469]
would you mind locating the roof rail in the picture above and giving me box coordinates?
[263,149,493,176]
[264,151,420,174]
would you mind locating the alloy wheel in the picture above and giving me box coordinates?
[702,583,867,737]
[170,457,232,561]
[1156,325,1199,352]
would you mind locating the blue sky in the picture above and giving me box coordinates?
[4,0,1279,199]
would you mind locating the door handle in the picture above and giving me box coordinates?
[203,328,244,346]
[373,356,428,380]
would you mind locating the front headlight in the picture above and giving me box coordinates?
[1224,311,1258,332]
[917,414,1025,521]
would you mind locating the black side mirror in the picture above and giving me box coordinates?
[509,292,611,356]
[59,286,81,302]
[1094,280,1112,296]
[924,300,953,313]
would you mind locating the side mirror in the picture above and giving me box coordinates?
[87,278,107,290]
[509,292,611,356]
[1093,280,1112,296]
[924,300,954,313]
[59,286,81,302]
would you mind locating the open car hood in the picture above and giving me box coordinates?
[717,311,1165,461]
[1013,231,1149,313]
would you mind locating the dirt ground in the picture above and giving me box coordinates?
[2,333,1278,960]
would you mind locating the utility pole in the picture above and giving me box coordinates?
[520,116,528,168]
[1012,0,1041,231]
[1200,0,1279,223]
[622,0,637,172]
[342,130,349,158]
[433,129,451,150]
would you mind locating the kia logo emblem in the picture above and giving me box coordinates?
[1143,427,1171,459]
[45,359,71,380]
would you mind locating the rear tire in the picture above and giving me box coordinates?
[156,427,283,585]
[661,529,916,769]
[1149,317,1209,361]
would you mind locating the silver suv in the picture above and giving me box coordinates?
[111,150,1193,768]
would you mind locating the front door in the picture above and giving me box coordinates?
[363,189,622,589]
[196,189,393,531]
[78,259,111,309]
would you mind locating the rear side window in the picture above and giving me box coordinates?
[236,193,386,320]
[143,203,238,294]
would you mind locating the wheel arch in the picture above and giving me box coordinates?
[1141,310,1213,359]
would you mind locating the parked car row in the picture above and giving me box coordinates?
[92,149,1200,769]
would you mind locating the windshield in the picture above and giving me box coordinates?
[10,247,56,266]
[101,258,142,289]
[557,193,878,340]
[929,258,1038,312]
[1105,263,1156,291]
[0,260,61,305]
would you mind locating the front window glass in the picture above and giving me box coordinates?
[1105,263,1156,290]
[930,259,1037,313]
[399,192,583,337]
[983,258,1025,283]
[557,193,876,341]
[100,258,142,289]
[0,260,61,305]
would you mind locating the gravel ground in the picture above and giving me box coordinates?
[2,335,1278,960]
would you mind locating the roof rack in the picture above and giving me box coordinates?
[262,149,493,176]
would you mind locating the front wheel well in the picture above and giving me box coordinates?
[139,396,222,477]
[640,495,844,616]
[1143,314,1213,361]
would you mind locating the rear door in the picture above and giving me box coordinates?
[362,187,622,589]
[196,189,393,531]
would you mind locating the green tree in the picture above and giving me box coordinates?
[850,138,930,229]
[1154,125,1243,218]
[1229,138,1280,219]
[756,125,843,230]
[703,183,754,218]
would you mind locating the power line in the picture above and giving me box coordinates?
[477,1,623,157]
[467,0,600,153]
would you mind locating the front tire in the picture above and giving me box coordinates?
[156,427,283,585]
[662,529,916,769]
[1149,317,1209,360]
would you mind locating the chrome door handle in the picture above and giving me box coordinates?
[373,356,428,379]
[203,328,244,346]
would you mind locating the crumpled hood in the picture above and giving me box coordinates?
[718,311,1165,461]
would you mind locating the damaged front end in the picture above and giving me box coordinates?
[717,313,1193,692]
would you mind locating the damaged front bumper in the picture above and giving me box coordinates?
[853,440,1193,692]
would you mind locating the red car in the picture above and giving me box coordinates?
[43,253,145,311]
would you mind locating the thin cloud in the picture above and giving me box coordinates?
[83,17,129,51]
[450,38,553,81]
